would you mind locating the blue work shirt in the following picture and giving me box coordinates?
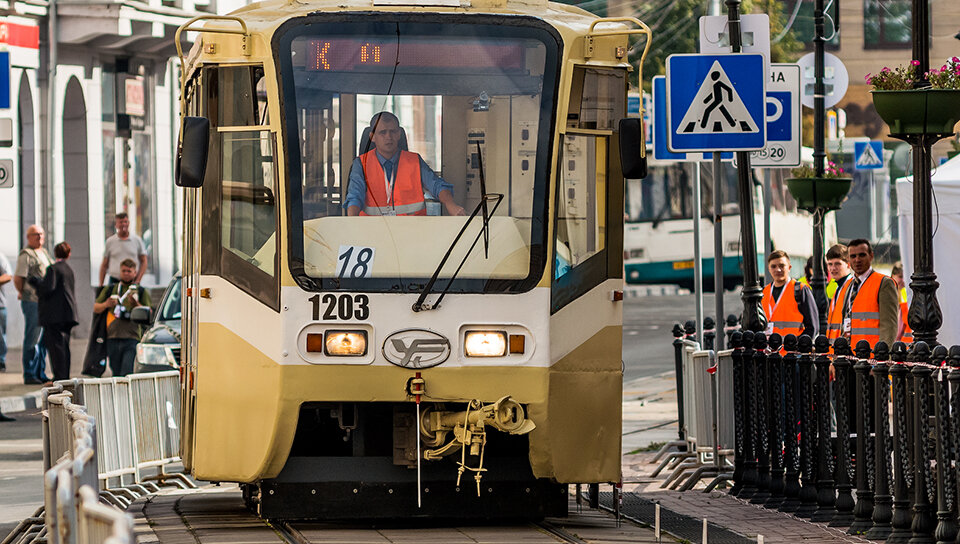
[343,150,454,211]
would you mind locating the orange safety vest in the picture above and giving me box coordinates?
[829,271,884,348]
[899,287,914,344]
[826,276,851,341]
[358,150,426,216]
[762,279,805,338]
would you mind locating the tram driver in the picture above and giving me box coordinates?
[344,112,466,217]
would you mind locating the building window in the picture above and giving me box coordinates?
[864,0,911,49]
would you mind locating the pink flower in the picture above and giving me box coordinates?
[912,60,921,66]
[882,67,891,72]
[953,57,959,63]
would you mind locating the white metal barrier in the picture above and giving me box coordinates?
[36,392,135,544]
[17,371,193,544]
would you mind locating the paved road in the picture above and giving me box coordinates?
[622,291,742,382]
[0,410,43,538]
[0,291,744,538]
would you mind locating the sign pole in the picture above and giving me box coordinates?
[713,154,725,350]
[763,169,772,286]
[725,0,766,333]
[694,162,705,344]
[809,0,829,331]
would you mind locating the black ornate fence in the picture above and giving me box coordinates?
[720,332,960,542]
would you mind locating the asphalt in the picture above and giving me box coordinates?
[0,291,740,541]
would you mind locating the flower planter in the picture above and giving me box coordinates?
[786,177,852,212]
[871,89,960,135]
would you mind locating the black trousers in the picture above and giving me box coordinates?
[43,325,74,382]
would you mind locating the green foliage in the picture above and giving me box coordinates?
[557,0,802,90]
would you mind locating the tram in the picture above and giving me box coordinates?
[623,157,837,289]
[173,0,650,520]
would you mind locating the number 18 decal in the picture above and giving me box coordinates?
[337,245,375,279]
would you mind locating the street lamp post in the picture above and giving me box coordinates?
[905,0,943,345]
[809,0,829,331]
[725,0,766,334]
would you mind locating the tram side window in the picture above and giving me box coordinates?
[213,65,279,306]
[554,134,606,279]
[221,131,277,275]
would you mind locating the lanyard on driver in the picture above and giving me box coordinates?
[384,160,397,206]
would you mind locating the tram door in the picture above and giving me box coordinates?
[180,73,202,469]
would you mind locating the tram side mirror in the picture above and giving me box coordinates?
[130,305,153,325]
[618,118,648,179]
[176,116,210,188]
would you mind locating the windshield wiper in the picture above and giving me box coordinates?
[477,142,491,258]
[412,144,502,312]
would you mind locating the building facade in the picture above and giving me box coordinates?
[0,0,228,346]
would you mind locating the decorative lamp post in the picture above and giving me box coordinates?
[869,0,960,345]
[785,0,852,330]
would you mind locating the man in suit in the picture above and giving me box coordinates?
[30,242,78,382]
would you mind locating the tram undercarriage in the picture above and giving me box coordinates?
[241,402,567,519]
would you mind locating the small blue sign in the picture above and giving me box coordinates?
[667,53,766,152]
[766,91,792,142]
[653,76,732,162]
[0,53,10,110]
[854,140,884,170]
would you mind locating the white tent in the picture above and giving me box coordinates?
[896,153,960,346]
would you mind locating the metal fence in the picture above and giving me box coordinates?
[5,371,192,544]
[652,320,739,491]
[721,331,960,541]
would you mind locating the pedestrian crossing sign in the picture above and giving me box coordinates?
[854,140,884,170]
[667,53,766,152]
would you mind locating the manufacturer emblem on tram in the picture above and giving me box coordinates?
[382,329,451,369]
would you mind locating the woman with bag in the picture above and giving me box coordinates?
[29,242,78,382]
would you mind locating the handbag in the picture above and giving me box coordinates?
[82,310,108,377]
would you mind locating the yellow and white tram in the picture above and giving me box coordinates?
[173,0,650,519]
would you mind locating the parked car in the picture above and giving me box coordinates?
[134,274,181,373]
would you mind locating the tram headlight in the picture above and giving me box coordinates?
[318,330,367,356]
[136,344,177,368]
[464,331,507,357]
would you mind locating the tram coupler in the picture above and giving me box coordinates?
[405,373,426,399]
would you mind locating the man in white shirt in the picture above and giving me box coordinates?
[99,212,148,286]
[13,224,53,384]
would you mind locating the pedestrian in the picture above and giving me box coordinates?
[825,243,851,302]
[798,256,813,288]
[762,250,819,339]
[891,261,913,344]
[826,239,898,347]
[13,224,52,384]
[98,212,148,287]
[93,259,151,377]
[0,252,12,372]
[30,242,78,382]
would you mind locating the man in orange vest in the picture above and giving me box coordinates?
[345,112,465,217]
[762,250,819,339]
[891,261,913,343]
[826,239,898,347]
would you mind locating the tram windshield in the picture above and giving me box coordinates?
[278,20,558,292]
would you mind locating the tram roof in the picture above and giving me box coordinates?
[201,0,618,39]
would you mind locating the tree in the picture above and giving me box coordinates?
[555,0,802,89]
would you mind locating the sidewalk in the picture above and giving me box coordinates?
[0,337,88,414]
[621,371,876,543]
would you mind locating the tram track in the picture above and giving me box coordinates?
[273,519,591,544]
